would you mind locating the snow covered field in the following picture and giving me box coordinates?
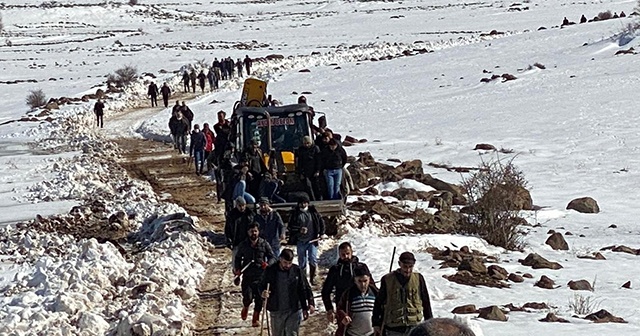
[2,0,640,335]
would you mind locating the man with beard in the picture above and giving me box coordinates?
[321,242,374,324]
[234,223,275,327]
[372,252,433,336]
[261,248,315,336]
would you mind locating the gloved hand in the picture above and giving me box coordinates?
[234,269,241,276]
[261,261,268,270]
[233,276,241,286]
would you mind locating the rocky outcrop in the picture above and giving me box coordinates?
[566,197,599,213]
[478,306,508,321]
[584,310,626,323]
[519,253,563,269]
[451,304,477,314]
[534,275,556,289]
[568,280,593,291]
[545,232,569,250]
[540,312,570,323]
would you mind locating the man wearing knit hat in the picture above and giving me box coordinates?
[372,251,433,336]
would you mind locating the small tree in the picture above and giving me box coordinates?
[459,156,529,250]
[26,89,47,109]
[107,65,138,87]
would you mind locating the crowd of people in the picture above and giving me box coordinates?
[226,219,474,336]
[89,59,476,336]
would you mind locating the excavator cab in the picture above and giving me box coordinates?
[228,79,346,218]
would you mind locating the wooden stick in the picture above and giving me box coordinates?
[388,246,396,273]
[234,261,252,281]
[260,283,271,336]
[380,246,396,336]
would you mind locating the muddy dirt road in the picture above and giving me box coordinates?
[114,132,330,335]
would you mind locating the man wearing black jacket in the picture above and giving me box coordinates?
[288,195,325,285]
[295,135,322,201]
[160,82,171,107]
[261,248,315,336]
[321,139,348,200]
[321,242,374,323]
[234,223,275,327]
[224,197,255,263]
[372,252,433,336]
[148,82,159,107]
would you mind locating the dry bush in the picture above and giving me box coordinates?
[26,89,47,109]
[107,65,138,87]
[597,10,613,20]
[459,156,528,250]
[569,293,601,315]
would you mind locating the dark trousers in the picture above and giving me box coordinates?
[150,95,158,107]
[95,113,103,128]
[162,95,169,107]
[241,278,263,312]
[184,82,190,92]
[303,176,322,201]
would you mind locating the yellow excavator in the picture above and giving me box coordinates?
[229,78,346,218]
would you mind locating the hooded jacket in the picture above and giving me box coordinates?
[321,256,374,311]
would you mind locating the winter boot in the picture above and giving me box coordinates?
[241,306,249,320]
[309,265,317,286]
[251,311,260,327]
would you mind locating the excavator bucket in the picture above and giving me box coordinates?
[268,200,345,219]
[240,78,267,107]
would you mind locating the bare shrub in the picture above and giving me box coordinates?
[107,65,138,87]
[459,156,528,250]
[195,58,208,69]
[26,89,47,109]
[597,10,612,20]
[128,0,138,5]
[569,293,601,315]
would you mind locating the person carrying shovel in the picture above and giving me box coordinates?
[261,248,315,336]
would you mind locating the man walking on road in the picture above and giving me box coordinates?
[160,82,171,108]
[94,98,105,128]
[335,266,378,336]
[244,55,252,76]
[372,252,433,336]
[255,197,285,257]
[234,223,275,327]
[261,248,315,336]
[287,195,325,286]
[148,82,159,107]
[321,242,374,324]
